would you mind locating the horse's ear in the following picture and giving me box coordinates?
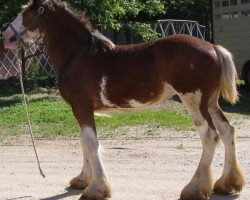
[32,0,41,6]
[33,0,49,6]
[32,0,39,5]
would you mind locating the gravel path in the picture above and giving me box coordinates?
[0,123,249,200]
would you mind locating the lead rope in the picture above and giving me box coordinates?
[18,49,45,178]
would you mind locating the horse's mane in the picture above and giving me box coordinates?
[23,0,115,54]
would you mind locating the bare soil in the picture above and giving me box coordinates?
[0,121,249,200]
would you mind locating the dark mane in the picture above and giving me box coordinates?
[23,0,115,53]
[90,31,115,54]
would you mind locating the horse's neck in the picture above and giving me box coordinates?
[42,16,92,73]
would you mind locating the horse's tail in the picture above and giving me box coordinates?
[214,45,239,104]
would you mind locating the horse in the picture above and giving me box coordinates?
[3,0,245,199]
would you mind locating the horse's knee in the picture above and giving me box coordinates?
[80,126,99,151]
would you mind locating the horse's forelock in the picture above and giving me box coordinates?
[22,0,49,10]
[22,0,34,10]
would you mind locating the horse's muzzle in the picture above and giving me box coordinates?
[3,28,19,49]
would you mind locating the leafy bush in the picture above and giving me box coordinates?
[0,61,57,97]
[25,61,58,89]
[128,22,160,42]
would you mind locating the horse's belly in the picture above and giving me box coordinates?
[96,83,176,114]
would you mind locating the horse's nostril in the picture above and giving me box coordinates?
[9,35,17,43]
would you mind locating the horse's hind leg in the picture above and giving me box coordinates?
[179,91,219,200]
[209,105,245,195]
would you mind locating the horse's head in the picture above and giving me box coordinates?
[3,0,50,49]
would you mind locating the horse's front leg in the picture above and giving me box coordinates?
[71,105,111,200]
[70,140,92,189]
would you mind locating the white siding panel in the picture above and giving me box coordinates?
[214,15,250,72]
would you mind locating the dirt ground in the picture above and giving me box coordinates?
[0,121,249,200]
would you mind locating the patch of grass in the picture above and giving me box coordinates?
[95,110,191,130]
[0,94,192,139]
[0,96,76,138]
[1,85,250,139]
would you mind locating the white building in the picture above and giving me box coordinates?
[213,0,250,84]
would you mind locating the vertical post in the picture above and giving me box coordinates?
[0,39,4,56]
[20,47,26,78]
[210,0,214,43]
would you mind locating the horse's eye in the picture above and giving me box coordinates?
[22,11,29,16]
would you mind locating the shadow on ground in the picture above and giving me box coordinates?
[40,187,81,200]
[220,86,250,116]
[176,193,240,200]
[0,95,58,108]
[211,194,240,200]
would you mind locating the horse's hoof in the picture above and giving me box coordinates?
[213,164,245,195]
[79,183,111,200]
[70,176,88,190]
[181,182,211,200]
[213,176,244,195]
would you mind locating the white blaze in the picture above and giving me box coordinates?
[12,14,25,33]
[3,12,41,49]
[3,14,24,49]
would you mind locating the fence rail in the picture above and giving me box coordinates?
[0,44,54,80]
[154,19,206,40]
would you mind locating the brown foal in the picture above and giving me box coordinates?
[3,0,245,199]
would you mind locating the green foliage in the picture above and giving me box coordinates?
[66,0,165,42]
[26,61,40,83]
[25,61,58,90]
[0,77,21,97]
[0,63,57,97]
[0,0,211,41]
[0,0,165,41]
[128,22,160,42]
[66,0,165,30]
[144,0,165,17]
[0,0,27,35]
[164,0,212,31]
